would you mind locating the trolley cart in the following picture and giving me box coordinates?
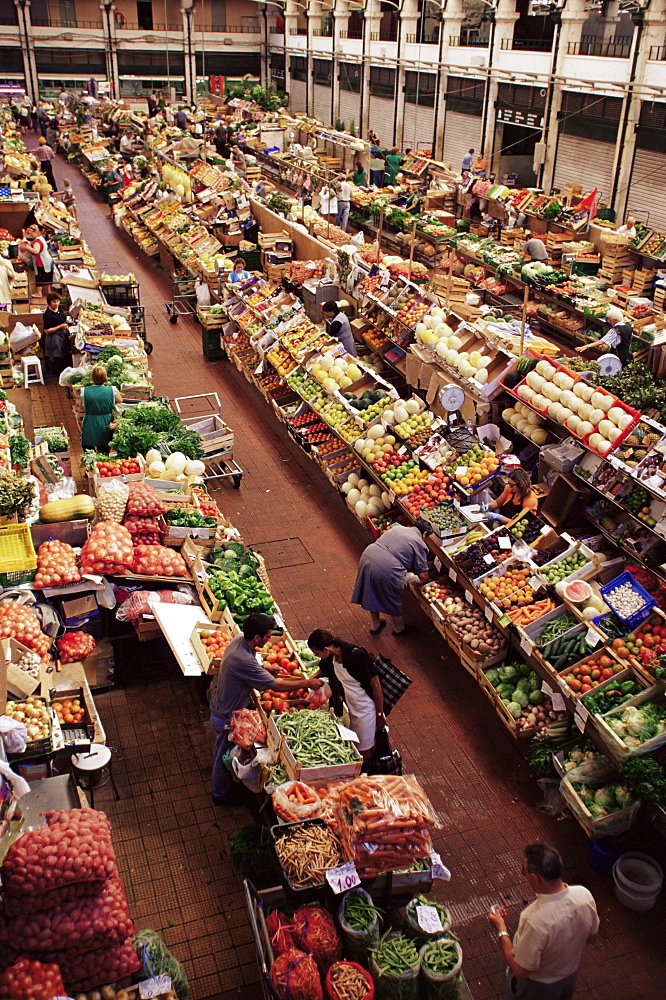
[165,270,197,324]
[172,393,243,488]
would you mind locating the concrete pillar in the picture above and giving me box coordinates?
[181,4,197,104]
[433,0,463,160]
[13,0,39,102]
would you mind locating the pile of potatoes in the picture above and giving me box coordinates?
[448,607,505,659]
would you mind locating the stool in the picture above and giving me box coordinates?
[70,743,120,809]
[21,356,44,388]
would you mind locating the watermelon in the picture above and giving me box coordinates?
[515,355,538,376]
[562,580,593,604]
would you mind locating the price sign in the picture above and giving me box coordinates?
[499,536,512,550]
[254,361,265,375]
[483,553,495,566]
[485,605,493,622]
[430,852,451,881]
[337,723,360,742]
[520,635,534,655]
[528,576,542,592]
[585,627,600,647]
[448,567,457,582]
[434,557,442,572]
[388,387,400,399]
[561,533,573,544]
[574,702,589,733]
[326,861,361,894]
[388,488,396,505]
[551,691,566,711]
[465,590,474,604]
[416,904,444,934]
[540,525,551,535]
[541,680,553,697]
[498,613,511,627]
[456,466,468,477]
[140,977,172,999]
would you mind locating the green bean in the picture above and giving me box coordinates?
[422,939,460,975]
[373,932,419,975]
[276,709,357,766]
[344,892,384,931]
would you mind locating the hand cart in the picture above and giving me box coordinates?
[172,393,243,488]
[165,269,197,324]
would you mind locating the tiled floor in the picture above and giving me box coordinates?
[30,145,665,1000]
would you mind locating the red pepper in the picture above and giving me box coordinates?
[641,647,658,664]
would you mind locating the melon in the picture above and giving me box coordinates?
[355,500,368,518]
[616,412,634,431]
[367,425,384,440]
[393,405,409,424]
[598,419,615,439]
[588,408,604,426]
[348,473,360,487]
[563,580,593,605]
[383,410,396,425]
[574,382,594,402]
[502,407,517,421]
[526,371,545,392]
[415,322,427,338]
[577,402,593,422]
[607,405,625,426]
[404,399,421,415]
[591,391,612,413]
[536,360,556,379]
[448,336,463,350]
[577,420,594,437]
[531,427,548,445]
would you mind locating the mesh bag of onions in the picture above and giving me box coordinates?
[126,482,167,517]
[4,876,133,956]
[292,907,342,974]
[269,947,323,1000]
[55,938,141,994]
[56,631,96,664]
[132,544,188,577]
[81,522,134,575]
[0,957,66,1000]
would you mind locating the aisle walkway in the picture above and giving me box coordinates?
[37,147,663,1000]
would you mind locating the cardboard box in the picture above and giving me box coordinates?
[61,593,98,622]
[3,638,43,699]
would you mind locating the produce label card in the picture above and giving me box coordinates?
[140,976,172,998]
[326,861,360,894]
[416,904,444,933]
[430,851,451,881]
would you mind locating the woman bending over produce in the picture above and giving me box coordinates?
[81,366,122,453]
[487,469,538,525]
[307,629,384,761]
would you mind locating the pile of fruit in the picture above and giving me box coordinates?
[455,540,496,578]
[421,580,465,616]
[540,551,588,584]
[95,458,141,478]
[374,453,430,495]
[403,469,453,518]
[509,513,543,543]
[446,445,499,489]
[621,484,657,526]
[483,661,555,732]
[396,294,430,328]
[394,411,434,447]
[560,650,623,696]
[257,639,313,714]
[341,474,392,520]
[197,628,233,665]
[321,401,352,430]
[51,694,86,726]
[610,613,666,674]
[478,564,536,608]
[4,696,50,742]
[337,419,363,443]
[288,374,322,401]
[422,503,466,535]
[310,356,363,392]
[342,388,392,422]
[448,606,505,658]
[354,428,397,464]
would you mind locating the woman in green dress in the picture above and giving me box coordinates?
[383,147,403,186]
[81,366,122,452]
[352,160,367,186]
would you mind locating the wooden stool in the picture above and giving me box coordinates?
[70,743,120,809]
[21,356,44,388]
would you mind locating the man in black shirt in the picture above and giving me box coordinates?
[42,292,72,378]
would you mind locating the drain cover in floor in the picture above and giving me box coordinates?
[252,537,313,570]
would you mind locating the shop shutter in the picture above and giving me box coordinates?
[313,83,331,125]
[441,110,480,173]
[401,102,435,152]
[339,90,361,135]
[289,78,307,114]
[626,147,666,231]
[553,133,615,204]
[368,95,396,147]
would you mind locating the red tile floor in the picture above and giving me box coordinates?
[30,145,664,1000]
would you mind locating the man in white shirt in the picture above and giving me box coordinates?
[119,132,134,161]
[489,842,599,999]
[335,173,353,231]
[616,216,636,238]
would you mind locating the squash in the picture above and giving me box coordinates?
[39,495,95,523]
[165,451,187,474]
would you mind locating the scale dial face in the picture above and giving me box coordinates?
[598,354,622,376]
[440,384,466,411]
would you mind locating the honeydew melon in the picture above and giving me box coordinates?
[616,412,634,430]
[531,427,548,445]
[476,356,492,369]
[423,315,437,329]
[502,407,517,421]
[442,345,456,362]
[347,488,361,503]
[474,368,488,385]
[577,402,593,422]
[393,405,409,424]
[367,425,384,439]
[339,376,353,388]
[357,479,369,489]
[319,355,335,371]
[348,473,360,487]
[577,420,594,437]
[355,500,368,517]
[430,306,444,319]
[588,408,604,426]
[536,360,556,379]
[560,390,576,409]
[346,364,363,381]
[597,439,612,454]
[459,361,475,378]
[404,399,421,415]
[588,433,603,451]
[565,415,581,434]
[341,482,353,494]
[368,484,382,497]
[608,406,625,426]
[607,426,622,443]
[448,336,463,350]
[591,391,612,412]
[526,372,545,392]
[558,407,573,425]
[415,322,428,338]
[383,410,396,425]
[517,384,534,401]
[599,418,615,439]
[526,409,542,425]
[516,417,530,435]
[548,402,563,421]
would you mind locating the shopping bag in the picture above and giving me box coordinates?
[368,727,402,775]
[374,653,412,715]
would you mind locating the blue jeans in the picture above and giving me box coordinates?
[211,713,232,801]
[507,971,578,1000]
[336,201,350,231]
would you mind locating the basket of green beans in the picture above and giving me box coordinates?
[419,937,463,1000]
[338,888,383,964]
[403,894,451,943]
[370,932,421,1000]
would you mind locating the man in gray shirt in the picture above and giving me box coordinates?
[524,236,549,262]
[210,612,323,804]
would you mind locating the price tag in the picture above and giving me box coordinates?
[528,576,542,592]
[388,387,400,399]
[434,557,442,572]
[483,553,495,565]
[555,749,565,764]
[540,525,550,535]
[140,977,172,999]
[388,488,396,505]
[520,635,534,655]
[574,702,589,733]
[465,590,474,604]
[498,613,511,627]
[326,861,361,894]
[448,567,457,582]
[485,605,493,622]
[541,680,553,696]
[551,691,566,711]
[456,466,468,477]
[337,723,360,742]
[254,361,265,375]
[499,536,512,550]
[585,627,599,647]
[561,533,574,544]
[430,852,451,881]
[416,904,444,934]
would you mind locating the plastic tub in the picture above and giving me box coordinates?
[589,837,621,875]
[613,852,663,910]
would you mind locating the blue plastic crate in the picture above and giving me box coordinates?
[599,571,656,630]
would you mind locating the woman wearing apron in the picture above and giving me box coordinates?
[307,630,384,761]
[321,301,357,357]
[81,367,122,452]
[487,469,539,525]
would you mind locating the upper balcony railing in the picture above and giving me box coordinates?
[405,32,439,43]
[112,21,182,30]
[451,31,489,47]
[196,24,261,33]
[502,36,553,51]
[339,28,363,39]
[567,35,633,57]
[370,29,398,41]
[32,17,103,28]
[289,27,308,35]
[313,26,333,36]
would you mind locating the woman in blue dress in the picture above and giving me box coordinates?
[351,518,432,636]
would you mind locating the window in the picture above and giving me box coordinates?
[210,0,225,31]
[313,59,331,86]
[379,1,398,41]
[370,66,396,99]
[291,56,307,82]
[636,100,666,152]
[497,83,546,111]
[446,75,484,115]
[136,0,152,30]
[118,50,184,75]
[270,53,285,81]
[347,8,363,38]
[339,62,361,93]
[404,71,436,107]
[195,53,258,75]
[35,48,106,72]
[0,0,17,25]
[558,91,622,142]
[0,46,22,70]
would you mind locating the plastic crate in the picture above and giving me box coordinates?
[0,568,36,587]
[202,329,225,361]
[599,571,656,630]
[0,524,37,574]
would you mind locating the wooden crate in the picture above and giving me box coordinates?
[188,414,234,457]
[190,612,238,674]
[477,671,537,740]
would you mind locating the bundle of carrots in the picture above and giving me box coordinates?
[273,780,322,822]
[506,597,556,627]
[334,775,436,877]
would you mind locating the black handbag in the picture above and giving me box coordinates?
[374,653,412,715]
[368,727,402,775]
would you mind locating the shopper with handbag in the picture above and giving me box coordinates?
[307,629,385,762]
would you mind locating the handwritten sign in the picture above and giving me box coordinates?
[499,536,512,550]
[448,567,457,582]
[574,702,589,734]
[434,557,442,572]
[417,904,444,933]
[585,627,600,647]
[326,861,361,894]
[337,723,360,743]
[485,605,493,622]
[551,691,566,712]
[430,852,451,881]
[483,553,495,566]
[520,635,534,656]
[140,977,172,999]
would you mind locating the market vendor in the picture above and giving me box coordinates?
[227,257,250,285]
[209,612,324,805]
[321,300,356,357]
[575,304,633,369]
[352,159,367,186]
[383,147,403,186]
[81,366,122,451]
[352,519,432,636]
[486,468,539,524]
[523,235,549,262]
[19,223,53,292]
[616,216,637,238]
[307,629,385,761]
[119,132,135,161]
[42,292,73,379]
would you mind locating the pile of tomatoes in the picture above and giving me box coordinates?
[51,695,86,726]
[257,639,311,714]
[198,628,232,665]
[560,651,622,696]
[95,458,142,478]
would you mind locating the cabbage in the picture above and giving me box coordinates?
[507,701,523,719]
[608,718,628,737]
[613,785,634,810]
[498,665,518,682]
[529,690,544,706]
[515,678,532,694]
[574,784,594,804]
[593,787,615,809]
[588,803,608,819]
[623,706,657,739]
[513,690,529,708]
[485,669,500,686]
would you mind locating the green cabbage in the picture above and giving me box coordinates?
[513,690,529,708]
[613,785,634,810]
[507,701,523,719]
[498,665,518,682]
[485,669,500,687]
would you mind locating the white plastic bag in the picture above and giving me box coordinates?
[0,716,28,754]
[232,750,263,793]
[195,279,211,308]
